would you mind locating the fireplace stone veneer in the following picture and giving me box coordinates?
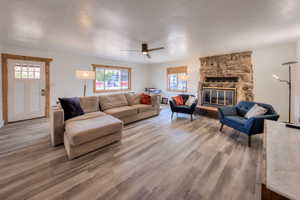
[199,51,254,105]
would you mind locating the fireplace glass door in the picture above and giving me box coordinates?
[225,90,234,105]
[202,87,236,107]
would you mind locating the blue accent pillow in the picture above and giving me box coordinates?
[59,97,84,120]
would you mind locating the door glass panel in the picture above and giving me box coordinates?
[34,72,40,79]
[22,71,28,79]
[14,64,41,79]
[28,71,34,79]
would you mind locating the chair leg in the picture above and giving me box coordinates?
[248,135,251,147]
[171,112,174,120]
[190,114,193,121]
[219,123,224,132]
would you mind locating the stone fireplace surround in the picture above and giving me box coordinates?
[198,51,254,106]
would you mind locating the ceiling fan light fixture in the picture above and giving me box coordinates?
[121,43,164,59]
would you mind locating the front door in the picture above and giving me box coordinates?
[7,59,46,122]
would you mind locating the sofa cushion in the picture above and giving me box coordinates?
[104,106,138,118]
[65,114,123,146]
[185,96,196,106]
[180,94,190,104]
[224,116,247,127]
[66,111,106,123]
[99,94,128,111]
[80,96,99,113]
[245,104,268,119]
[125,93,141,105]
[172,96,184,105]
[140,93,152,105]
[59,97,84,120]
[131,104,154,113]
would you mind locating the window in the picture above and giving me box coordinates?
[93,64,131,92]
[167,66,187,92]
[14,64,40,79]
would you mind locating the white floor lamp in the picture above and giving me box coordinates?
[75,70,95,96]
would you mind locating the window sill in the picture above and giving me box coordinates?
[94,89,131,93]
[167,89,187,93]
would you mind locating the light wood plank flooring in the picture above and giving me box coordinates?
[0,107,262,200]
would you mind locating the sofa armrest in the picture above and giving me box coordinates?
[151,95,160,113]
[245,114,280,134]
[218,106,237,118]
[190,99,198,111]
[169,100,176,112]
[50,107,65,146]
[250,114,280,121]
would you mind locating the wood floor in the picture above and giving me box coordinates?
[0,107,263,200]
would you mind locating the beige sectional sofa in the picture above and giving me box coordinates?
[50,93,160,159]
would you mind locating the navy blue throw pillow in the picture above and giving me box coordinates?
[59,97,84,120]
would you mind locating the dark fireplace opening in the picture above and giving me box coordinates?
[202,87,236,107]
[205,77,239,82]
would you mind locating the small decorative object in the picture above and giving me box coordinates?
[161,97,169,104]
[75,70,95,96]
[144,88,162,95]
[272,61,298,123]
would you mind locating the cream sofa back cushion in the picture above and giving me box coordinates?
[79,96,99,113]
[125,93,141,105]
[99,94,129,111]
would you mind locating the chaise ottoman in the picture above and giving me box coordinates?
[63,112,123,160]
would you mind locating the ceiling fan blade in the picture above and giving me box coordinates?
[146,53,151,59]
[120,50,140,52]
[148,47,165,52]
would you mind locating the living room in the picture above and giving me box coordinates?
[1,0,300,200]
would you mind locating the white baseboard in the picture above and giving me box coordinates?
[0,120,4,128]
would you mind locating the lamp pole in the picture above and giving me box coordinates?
[282,61,298,123]
[83,79,87,96]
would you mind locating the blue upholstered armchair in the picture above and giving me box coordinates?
[218,101,279,146]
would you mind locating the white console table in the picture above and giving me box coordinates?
[262,120,300,200]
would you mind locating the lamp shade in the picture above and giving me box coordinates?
[75,70,95,80]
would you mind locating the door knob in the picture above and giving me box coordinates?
[41,89,46,96]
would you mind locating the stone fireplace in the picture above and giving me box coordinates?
[199,51,254,107]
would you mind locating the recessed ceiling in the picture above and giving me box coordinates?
[1,0,300,63]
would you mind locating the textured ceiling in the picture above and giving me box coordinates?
[0,0,300,63]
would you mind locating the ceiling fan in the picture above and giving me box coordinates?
[121,43,165,59]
